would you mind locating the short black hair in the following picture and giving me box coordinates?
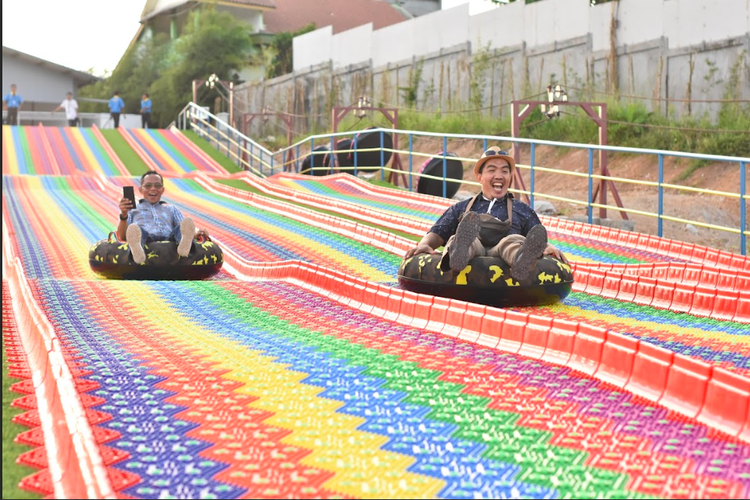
[143,93,149,97]
[114,90,120,95]
[140,170,163,185]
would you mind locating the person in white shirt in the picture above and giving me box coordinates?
[54,92,79,127]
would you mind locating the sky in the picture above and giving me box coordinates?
[2,0,146,77]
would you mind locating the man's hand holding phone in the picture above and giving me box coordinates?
[120,186,137,220]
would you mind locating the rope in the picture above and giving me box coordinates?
[565,85,750,104]
[558,109,750,134]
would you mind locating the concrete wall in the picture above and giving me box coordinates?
[238,0,750,135]
[2,57,80,105]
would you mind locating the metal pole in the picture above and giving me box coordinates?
[380,130,385,182]
[658,154,664,238]
[442,136,448,199]
[529,142,535,209]
[353,133,358,176]
[587,148,594,225]
[309,138,315,174]
[408,134,413,192]
[330,135,335,175]
[229,82,234,128]
[741,161,747,255]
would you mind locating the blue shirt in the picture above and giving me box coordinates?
[127,200,184,240]
[140,98,152,113]
[429,193,541,243]
[3,93,23,108]
[108,96,125,113]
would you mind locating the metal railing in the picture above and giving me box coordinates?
[176,103,749,255]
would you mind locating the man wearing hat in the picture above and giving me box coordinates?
[404,146,567,281]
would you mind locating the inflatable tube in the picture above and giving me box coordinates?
[416,152,464,198]
[301,145,332,176]
[398,253,573,307]
[89,236,223,280]
[348,128,393,173]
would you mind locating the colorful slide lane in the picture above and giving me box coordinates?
[3,137,750,498]
[249,172,750,272]
[120,128,229,175]
[2,125,127,176]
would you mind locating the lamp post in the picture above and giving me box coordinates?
[192,73,235,127]
[511,85,626,220]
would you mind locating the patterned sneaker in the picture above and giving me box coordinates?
[511,224,548,281]
[449,211,482,272]
[126,225,146,264]
[177,217,195,258]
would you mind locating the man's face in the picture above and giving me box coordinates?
[10,85,16,94]
[66,94,72,100]
[477,159,512,199]
[139,174,164,204]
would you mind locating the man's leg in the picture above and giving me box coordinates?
[487,226,548,281]
[444,211,483,272]
[176,217,195,258]
[8,108,17,126]
[113,113,120,128]
[439,235,485,272]
[126,225,147,264]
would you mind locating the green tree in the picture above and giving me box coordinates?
[263,23,316,78]
[80,6,253,127]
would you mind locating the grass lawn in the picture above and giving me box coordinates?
[181,130,244,174]
[214,178,420,242]
[2,335,42,499]
[99,129,148,176]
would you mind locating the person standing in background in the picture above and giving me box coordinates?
[3,84,23,125]
[108,90,125,128]
[140,93,152,129]
[54,92,79,126]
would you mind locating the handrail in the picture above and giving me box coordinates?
[175,103,748,254]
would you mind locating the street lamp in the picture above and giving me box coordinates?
[541,84,568,119]
[206,73,220,89]
[356,95,371,118]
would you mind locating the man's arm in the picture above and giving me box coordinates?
[404,232,444,259]
[116,197,134,240]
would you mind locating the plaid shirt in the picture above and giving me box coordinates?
[127,200,184,240]
[429,193,541,243]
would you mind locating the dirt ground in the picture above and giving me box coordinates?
[402,137,747,254]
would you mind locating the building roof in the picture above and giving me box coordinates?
[141,0,275,22]
[263,0,408,34]
[2,46,102,85]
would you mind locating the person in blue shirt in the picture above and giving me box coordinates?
[140,93,152,129]
[404,147,568,281]
[108,90,125,128]
[117,170,210,264]
[3,84,23,125]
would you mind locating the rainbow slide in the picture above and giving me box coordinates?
[2,124,749,499]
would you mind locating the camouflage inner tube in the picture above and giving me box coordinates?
[398,253,574,307]
[89,234,223,280]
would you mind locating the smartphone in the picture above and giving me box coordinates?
[123,186,137,210]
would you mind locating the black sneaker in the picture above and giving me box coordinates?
[449,211,481,272]
[511,224,548,281]
[126,225,146,264]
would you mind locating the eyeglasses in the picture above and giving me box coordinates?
[483,149,510,157]
[142,183,163,189]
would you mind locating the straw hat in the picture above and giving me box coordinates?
[473,146,516,178]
